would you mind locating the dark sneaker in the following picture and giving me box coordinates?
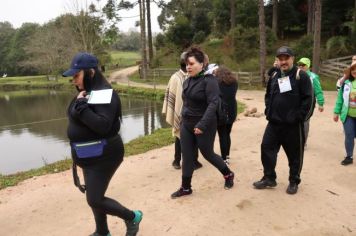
[224,172,234,189]
[194,161,203,170]
[253,178,277,189]
[172,160,181,169]
[286,182,298,195]
[341,157,353,165]
[125,210,143,236]
[171,187,192,199]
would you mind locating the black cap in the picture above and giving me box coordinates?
[276,46,294,57]
[62,52,98,77]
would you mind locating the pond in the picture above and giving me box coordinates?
[0,90,168,175]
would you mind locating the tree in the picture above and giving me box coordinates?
[272,0,278,36]
[258,0,267,84]
[230,0,236,30]
[0,22,15,75]
[139,0,148,79]
[6,23,40,75]
[23,17,80,76]
[158,0,213,47]
[146,0,153,65]
[312,0,322,73]
[307,0,314,35]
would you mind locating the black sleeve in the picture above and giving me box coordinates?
[195,76,220,131]
[70,91,119,136]
[298,71,314,121]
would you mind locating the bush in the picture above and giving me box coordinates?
[293,35,314,59]
[192,31,206,44]
[326,36,351,58]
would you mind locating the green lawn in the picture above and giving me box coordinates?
[110,51,140,68]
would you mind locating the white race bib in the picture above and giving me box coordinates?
[278,76,292,93]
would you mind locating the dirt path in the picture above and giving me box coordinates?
[1,90,356,236]
[108,66,166,90]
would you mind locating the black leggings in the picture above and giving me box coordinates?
[180,121,231,189]
[217,123,234,160]
[82,138,134,235]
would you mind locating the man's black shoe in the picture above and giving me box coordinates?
[194,161,203,170]
[253,178,277,189]
[286,182,298,194]
[172,160,181,169]
[341,157,353,166]
[171,187,192,199]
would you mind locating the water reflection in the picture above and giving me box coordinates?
[0,90,168,174]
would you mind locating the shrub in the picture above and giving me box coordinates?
[293,35,314,59]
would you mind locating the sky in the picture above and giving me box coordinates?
[0,0,163,33]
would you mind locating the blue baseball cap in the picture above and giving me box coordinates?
[62,52,98,77]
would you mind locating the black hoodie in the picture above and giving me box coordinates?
[265,66,314,124]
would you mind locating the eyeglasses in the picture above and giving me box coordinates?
[298,64,306,67]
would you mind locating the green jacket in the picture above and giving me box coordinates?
[334,80,351,123]
[307,70,324,106]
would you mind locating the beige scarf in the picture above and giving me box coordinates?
[162,69,187,138]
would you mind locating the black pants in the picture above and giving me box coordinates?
[82,137,134,235]
[217,123,234,160]
[174,136,199,162]
[261,122,305,184]
[180,121,231,189]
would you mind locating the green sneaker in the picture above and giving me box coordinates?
[125,210,143,236]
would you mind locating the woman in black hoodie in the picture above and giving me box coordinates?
[64,52,142,236]
[171,47,235,199]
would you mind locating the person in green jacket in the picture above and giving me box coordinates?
[297,57,325,146]
[333,61,356,166]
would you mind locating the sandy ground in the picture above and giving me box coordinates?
[1,90,356,236]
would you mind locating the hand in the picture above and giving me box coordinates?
[77,90,87,99]
[318,106,324,112]
[333,114,339,122]
[194,128,203,135]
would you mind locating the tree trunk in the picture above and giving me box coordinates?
[258,0,267,85]
[139,0,147,80]
[312,0,321,73]
[307,0,314,35]
[146,0,153,67]
[272,0,278,36]
[230,0,236,30]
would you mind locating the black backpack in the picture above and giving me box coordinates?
[217,97,229,125]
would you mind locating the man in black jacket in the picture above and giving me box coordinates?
[253,46,314,194]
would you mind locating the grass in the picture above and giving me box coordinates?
[0,75,72,90]
[128,71,171,85]
[112,83,166,100]
[110,51,141,68]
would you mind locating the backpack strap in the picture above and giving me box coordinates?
[296,68,301,80]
